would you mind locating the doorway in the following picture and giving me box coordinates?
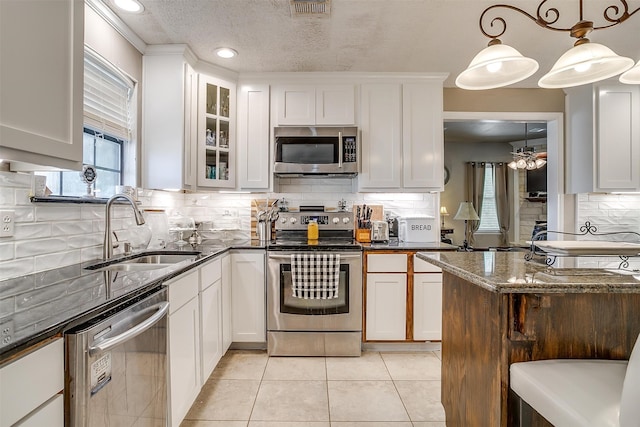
[442,111,564,247]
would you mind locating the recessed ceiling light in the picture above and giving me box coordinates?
[112,0,144,13]
[215,48,238,59]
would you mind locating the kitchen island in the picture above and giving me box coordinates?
[416,251,640,427]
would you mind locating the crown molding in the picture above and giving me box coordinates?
[85,0,147,54]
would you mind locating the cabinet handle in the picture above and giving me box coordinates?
[338,131,343,168]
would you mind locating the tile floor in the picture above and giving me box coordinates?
[181,350,446,427]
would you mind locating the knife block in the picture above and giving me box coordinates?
[356,228,371,243]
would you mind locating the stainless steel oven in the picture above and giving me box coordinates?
[267,208,362,356]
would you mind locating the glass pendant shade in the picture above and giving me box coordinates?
[456,41,539,90]
[535,158,547,168]
[538,41,634,88]
[508,161,518,170]
[620,60,640,84]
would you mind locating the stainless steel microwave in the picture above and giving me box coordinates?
[274,126,359,177]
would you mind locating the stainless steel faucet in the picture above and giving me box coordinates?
[103,194,146,260]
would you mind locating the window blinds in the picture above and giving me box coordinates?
[83,49,134,140]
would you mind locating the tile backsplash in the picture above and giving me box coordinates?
[0,172,437,281]
[574,193,640,269]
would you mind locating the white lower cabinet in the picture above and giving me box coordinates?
[413,255,443,341]
[168,270,200,427]
[366,273,407,340]
[0,338,64,427]
[231,250,266,343]
[221,253,232,352]
[200,257,223,383]
[364,252,443,342]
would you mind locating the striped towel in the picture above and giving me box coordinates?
[290,253,340,299]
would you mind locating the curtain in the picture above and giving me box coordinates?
[465,162,485,246]
[494,163,511,246]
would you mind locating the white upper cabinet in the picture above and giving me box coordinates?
[0,0,84,170]
[197,74,237,188]
[402,82,444,190]
[275,84,355,125]
[359,83,403,189]
[566,83,640,193]
[358,78,445,192]
[237,83,270,190]
[142,46,197,190]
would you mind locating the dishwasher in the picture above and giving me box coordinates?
[65,287,169,426]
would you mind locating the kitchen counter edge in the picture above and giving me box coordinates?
[415,251,640,294]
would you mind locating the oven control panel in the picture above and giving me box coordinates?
[276,211,352,231]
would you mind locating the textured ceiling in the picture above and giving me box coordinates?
[104,0,640,88]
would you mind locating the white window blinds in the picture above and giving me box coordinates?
[478,164,500,232]
[83,49,134,140]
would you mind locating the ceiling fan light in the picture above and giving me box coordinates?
[538,42,634,88]
[535,158,547,168]
[508,160,518,170]
[526,159,537,170]
[516,158,527,169]
[455,41,539,90]
[620,60,640,84]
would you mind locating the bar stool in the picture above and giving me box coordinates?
[510,333,640,426]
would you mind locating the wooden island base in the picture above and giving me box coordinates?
[441,272,640,427]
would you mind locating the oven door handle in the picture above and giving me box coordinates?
[268,253,361,259]
[88,301,169,356]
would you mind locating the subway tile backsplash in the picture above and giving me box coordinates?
[4,172,634,280]
[0,171,440,282]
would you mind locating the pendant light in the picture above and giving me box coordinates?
[538,21,634,88]
[620,61,640,84]
[455,39,539,90]
[456,1,639,90]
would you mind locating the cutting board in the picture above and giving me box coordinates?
[353,204,384,225]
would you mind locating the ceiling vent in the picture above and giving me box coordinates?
[290,0,331,16]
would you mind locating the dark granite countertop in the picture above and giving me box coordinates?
[0,240,264,364]
[362,241,458,251]
[416,251,640,294]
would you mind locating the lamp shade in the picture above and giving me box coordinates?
[440,206,449,216]
[620,60,640,84]
[455,40,539,90]
[538,41,634,88]
[453,202,480,221]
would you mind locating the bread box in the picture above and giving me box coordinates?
[398,216,438,242]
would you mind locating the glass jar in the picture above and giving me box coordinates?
[307,219,319,240]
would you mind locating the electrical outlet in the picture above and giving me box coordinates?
[0,210,15,237]
[0,320,14,349]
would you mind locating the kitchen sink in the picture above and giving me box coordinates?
[120,254,200,264]
[86,251,201,271]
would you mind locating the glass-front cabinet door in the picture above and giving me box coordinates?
[198,74,236,188]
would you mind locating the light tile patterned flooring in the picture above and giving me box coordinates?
[181,350,446,427]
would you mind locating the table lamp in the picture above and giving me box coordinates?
[454,201,480,251]
[440,206,449,227]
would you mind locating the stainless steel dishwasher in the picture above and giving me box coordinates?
[65,287,169,426]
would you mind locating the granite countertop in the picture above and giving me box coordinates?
[0,240,264,363]
[362,241,458,251]
[416,251,640,294]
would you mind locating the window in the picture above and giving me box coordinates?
[477,164,500,232]
[38,47,135,198]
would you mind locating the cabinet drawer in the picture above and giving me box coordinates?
[367,254,407,272]
[18,394,63,427]
[200,257,222,291]
[167,270,199,314]
[413,255,442,273]
[0,338,63,427]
